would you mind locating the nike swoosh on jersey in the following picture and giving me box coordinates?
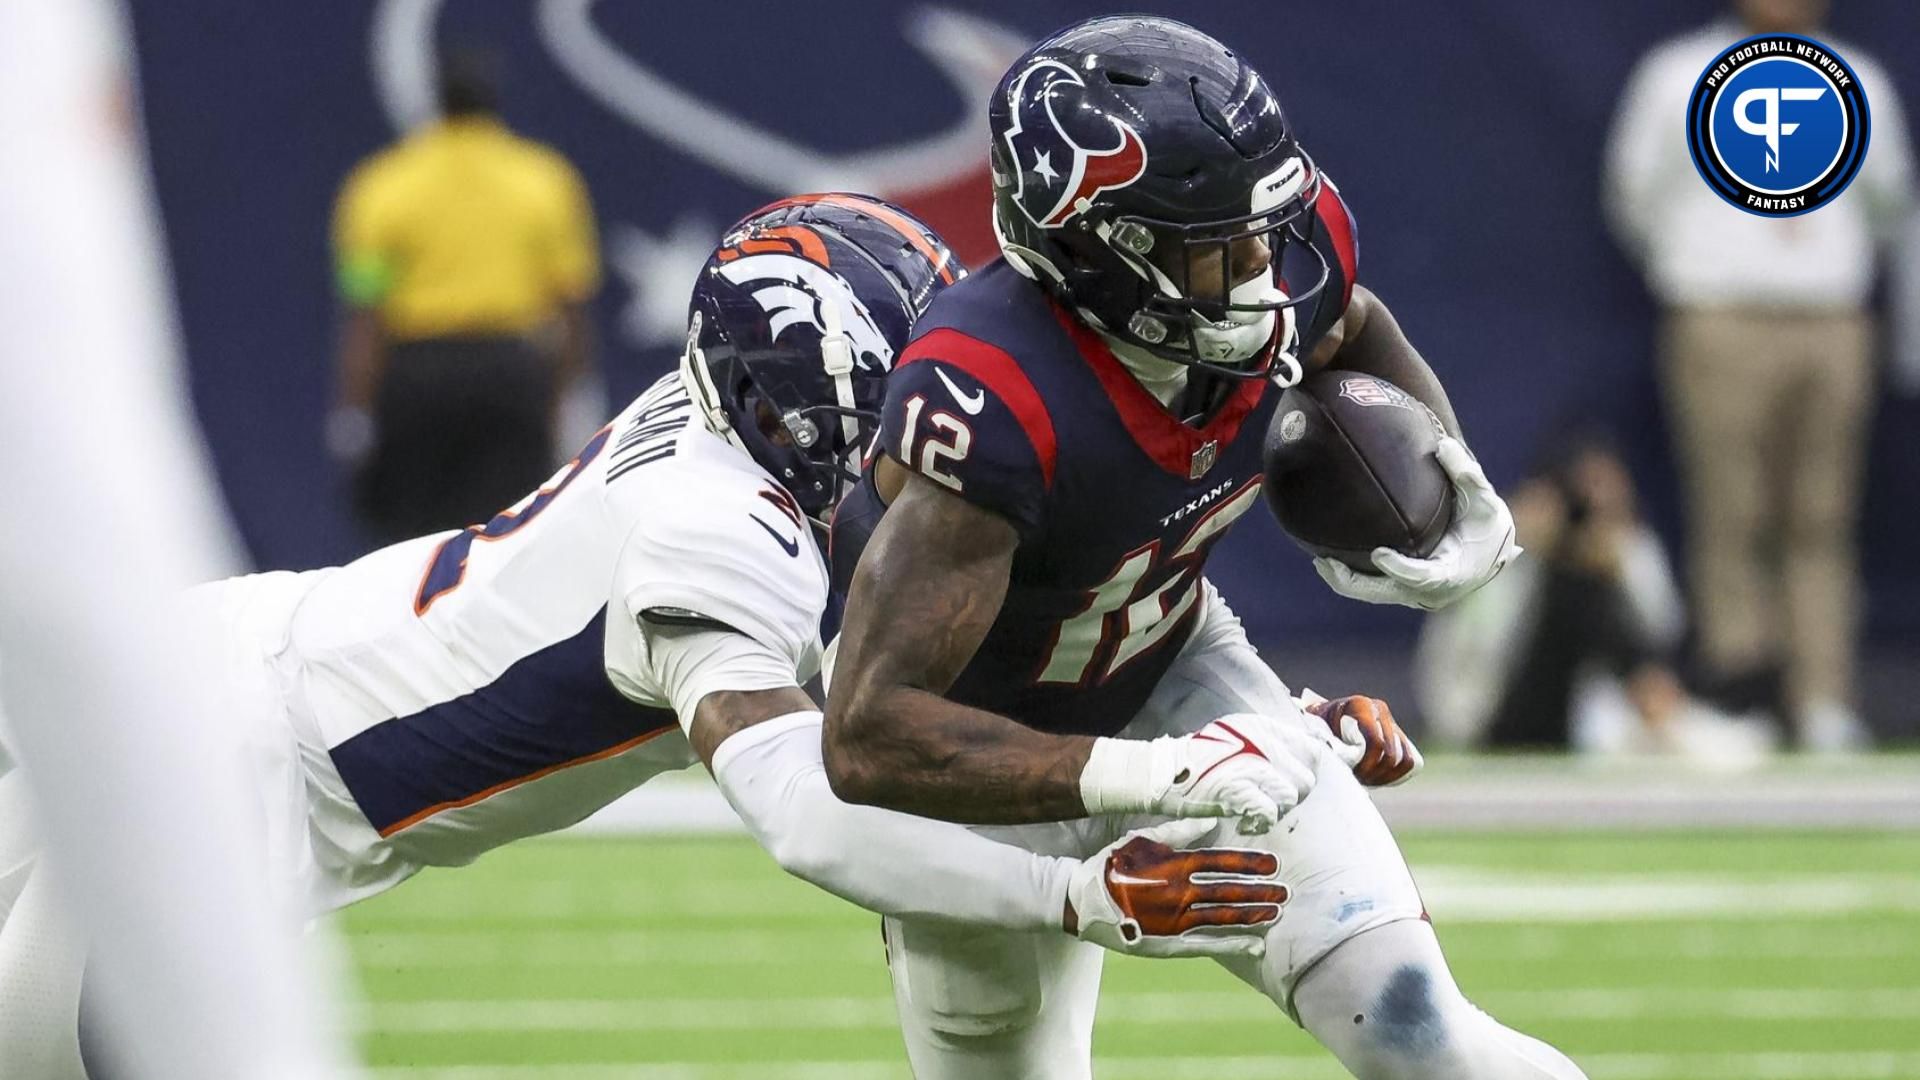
[749,514,800,558]
[934,366,986,415]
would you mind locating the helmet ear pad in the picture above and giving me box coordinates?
[990,195,1069,289]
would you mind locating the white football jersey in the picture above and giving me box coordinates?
[276,374,827,887]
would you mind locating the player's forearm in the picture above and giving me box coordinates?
[823,686,1094,823]
[1326,287,1461,438]
[711,712,1076,929]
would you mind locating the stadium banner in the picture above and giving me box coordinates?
[130,0,1920,643]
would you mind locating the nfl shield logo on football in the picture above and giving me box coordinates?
[1337,376,1409,410]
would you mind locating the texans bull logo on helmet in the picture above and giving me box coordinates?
[999,59,1149,229]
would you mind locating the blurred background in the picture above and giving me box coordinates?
[134,0,1920,744]
[119,0,1920,1075]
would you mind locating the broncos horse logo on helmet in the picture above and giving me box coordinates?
[681,193,962,522]
[989,15,1341,384]
[712,229,898,380]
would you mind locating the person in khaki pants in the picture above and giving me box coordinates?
[1660,309,1873,741]
[1604,0,1913,749]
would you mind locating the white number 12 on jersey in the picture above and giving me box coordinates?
[899,393,971,492]
[1038,478,1264,685]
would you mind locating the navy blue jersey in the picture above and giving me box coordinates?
[831,182,1358,737]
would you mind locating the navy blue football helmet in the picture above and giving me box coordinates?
[989,16,1332,382]
[681,193,963,520]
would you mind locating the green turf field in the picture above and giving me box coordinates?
[341,830,1920,1079]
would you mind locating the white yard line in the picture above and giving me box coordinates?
[1447,923,1920,962]
[1410,868,1920,923]
[1106,1053,1920,1080]
[343,866,1920,925]
[363,997,891,1034]
[348,928,880,968]
[360,987,1920,1033]
[1103,1054,1920,1080]
[371,1050,1920,1080]
[347,921,1920,969]
[567,764,1920,834]
[1580,1052,1920,1080]
[369,1064,1250,1080]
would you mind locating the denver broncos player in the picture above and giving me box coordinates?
[824,18,1582,1080]
[0,194,1314,1078]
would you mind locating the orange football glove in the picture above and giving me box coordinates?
[1303,694,1423,786]
[1066,819,1289,958]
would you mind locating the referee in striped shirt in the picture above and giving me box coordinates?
[330,50,600,545]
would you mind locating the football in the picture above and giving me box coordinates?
[1261,371,1453,571]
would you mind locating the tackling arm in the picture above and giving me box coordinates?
[692,685,1074,931]
[659,628,1289,954]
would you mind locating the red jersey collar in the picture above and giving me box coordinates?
[1048,302,1269,479]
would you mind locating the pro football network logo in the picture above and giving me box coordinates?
[1686,34,1871,217]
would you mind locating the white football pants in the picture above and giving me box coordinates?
[883,583,1586,1079]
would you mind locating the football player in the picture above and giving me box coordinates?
[0,193,1323,1077]
[823,17,1584,1080]
[0,1,355,1075]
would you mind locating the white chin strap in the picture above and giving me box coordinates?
[815,295,861,452]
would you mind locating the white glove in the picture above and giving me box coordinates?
[1315,437,1522,611]
[1067,818,1289,958]
[1080,713,1324,835]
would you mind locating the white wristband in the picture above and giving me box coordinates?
[1079,736,1174,816]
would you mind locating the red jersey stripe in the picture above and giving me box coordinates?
[898,328,1059,488]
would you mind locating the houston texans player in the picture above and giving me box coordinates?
[0,194,1330,1078]
[824,18,1581,1080]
